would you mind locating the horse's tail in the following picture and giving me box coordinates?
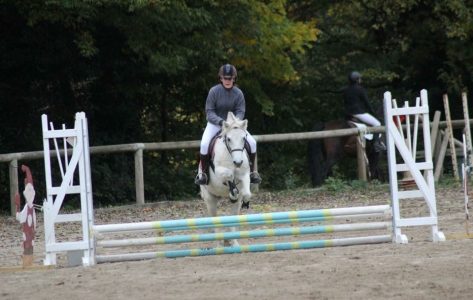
[308,122,327,187]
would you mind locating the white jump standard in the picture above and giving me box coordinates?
[42,112,95,266]
[384,89,445,243]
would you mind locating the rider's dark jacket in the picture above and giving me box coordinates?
[343,83,374,116]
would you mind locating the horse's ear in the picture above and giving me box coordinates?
[241,119,248,130]
[227,111,236,122]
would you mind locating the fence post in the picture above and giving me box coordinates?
[356,138,367,181]
[134,148,145,205]
[9,159,18,216]
[443,94,459,180]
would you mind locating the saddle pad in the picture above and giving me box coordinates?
[348,121,374,140]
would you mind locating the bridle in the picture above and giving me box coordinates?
[222,128,247,156]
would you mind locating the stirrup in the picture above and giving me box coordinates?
[250,172,262,184]
[194,173,208,185]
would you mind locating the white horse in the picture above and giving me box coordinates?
[200,112,252,247]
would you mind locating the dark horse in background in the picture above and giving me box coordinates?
[307,119,384,186]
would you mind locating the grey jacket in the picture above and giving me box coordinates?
[205,84,245,125]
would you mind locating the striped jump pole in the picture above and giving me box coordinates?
[93,205,390,234]
[94,213,387,235]
[97,222,390,248]
[92,205,392,263]
[95,235,392,263]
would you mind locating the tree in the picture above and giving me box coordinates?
[0,0,319,209]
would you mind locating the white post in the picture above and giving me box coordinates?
[462,92,473,174]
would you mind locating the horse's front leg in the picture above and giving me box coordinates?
[215,166,240,200]
[227,180,240,201]
[214,167,234,187]
[201,189,223,247]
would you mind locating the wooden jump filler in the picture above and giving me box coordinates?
[15,165,37,267]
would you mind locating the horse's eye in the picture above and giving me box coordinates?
[227,137,231,142]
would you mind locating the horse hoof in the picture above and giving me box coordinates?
[229,188,239,201]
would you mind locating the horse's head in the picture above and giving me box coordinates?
[221,112,248,168]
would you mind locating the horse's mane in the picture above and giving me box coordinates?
[222,112,248,134]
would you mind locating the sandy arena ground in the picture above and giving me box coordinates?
[1,184,473,300]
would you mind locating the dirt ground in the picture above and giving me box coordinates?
[1,184,473,300]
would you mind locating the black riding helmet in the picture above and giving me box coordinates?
[348,71,361,84]
[218,64,237,80]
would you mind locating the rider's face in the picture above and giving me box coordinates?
[221,76,234,89]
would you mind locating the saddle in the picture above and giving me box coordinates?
[207,133,220,173]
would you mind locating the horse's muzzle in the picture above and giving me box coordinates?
[233,160,242,168]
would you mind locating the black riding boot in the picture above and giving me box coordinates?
[249,153,262,184]
[373,134,386,152]
[194,154,210,185]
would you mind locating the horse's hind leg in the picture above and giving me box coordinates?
[224,197,242,247]
[225,179,250,247]
[202,190,223,247]
[324,138,345,179]
[368,148,381,181]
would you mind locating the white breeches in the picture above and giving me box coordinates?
[353,113,381,127]
[200,122,257,155]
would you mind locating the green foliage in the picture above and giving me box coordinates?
[1,0,318,209]
[349,179,368,190]
[436,176,462,189]
[1,1,473,212]
[257,141,311,190]
[323,177,348,192]
[289,0,473,127]
[90,155,136,205]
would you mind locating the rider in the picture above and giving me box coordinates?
[194,63,262,185]
[343,71,386,152]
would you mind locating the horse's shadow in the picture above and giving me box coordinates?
[307,119,385,186]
